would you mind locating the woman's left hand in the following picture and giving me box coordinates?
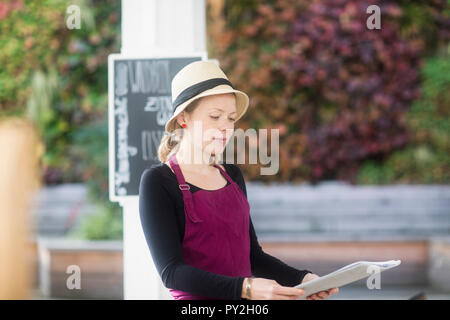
[301,273,339,300]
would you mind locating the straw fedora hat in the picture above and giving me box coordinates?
[165,60,249,133]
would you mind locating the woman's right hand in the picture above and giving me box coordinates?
[242,277,305,300]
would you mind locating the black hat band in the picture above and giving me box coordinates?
[172,78,234,113]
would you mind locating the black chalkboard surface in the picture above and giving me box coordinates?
[108,54,206,200]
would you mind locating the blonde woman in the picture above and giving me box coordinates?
[138,61,338,300]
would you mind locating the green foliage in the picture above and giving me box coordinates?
[0,0,120,183]
[68,119,110,201]
[357,50,450,184]
[208,0,450,183]
[69,201,123,240]
[0,0,121,239]
[399,0,450,55]
[25,67,72,181]
[66,118,122,240]
[1,1,449,241]
[0,0,64,110]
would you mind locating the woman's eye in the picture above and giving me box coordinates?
[210,115,235,121]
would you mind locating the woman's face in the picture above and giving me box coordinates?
[178,93,237,158]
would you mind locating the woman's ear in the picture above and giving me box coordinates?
[176,111,188,126]
[175,114,183,127]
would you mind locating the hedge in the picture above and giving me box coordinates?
[207,0,450,183]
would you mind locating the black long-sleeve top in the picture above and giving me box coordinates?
[138,162,312,300]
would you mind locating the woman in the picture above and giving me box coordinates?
[139,61,339,300]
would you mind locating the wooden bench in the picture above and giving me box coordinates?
[247,182,450,287]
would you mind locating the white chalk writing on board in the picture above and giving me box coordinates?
[114,96,138,196]
[115,63,128,96]
[141,130,164,161]
[144,96,173,126]
[128,60,171,94]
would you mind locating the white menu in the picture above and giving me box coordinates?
[295,260,402,300]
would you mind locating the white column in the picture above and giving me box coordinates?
[120,0,206,300]
[121,0,206,55]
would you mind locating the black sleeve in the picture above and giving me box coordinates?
[248,218,312,286]
[138,167,245,300]
[232,165,313,286]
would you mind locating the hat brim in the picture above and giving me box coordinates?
[165,85,249,132]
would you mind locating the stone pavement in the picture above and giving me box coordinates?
[326,285,450,300]
[30,286,450,300]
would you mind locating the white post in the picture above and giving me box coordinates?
[120,0,206,300]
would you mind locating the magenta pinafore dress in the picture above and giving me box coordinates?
[167,154,253,300]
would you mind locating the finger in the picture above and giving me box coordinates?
[325,288,336,295]
[274,285,305,297]
[312,293,323,300]
[271,294,299,300]
[329,287,339,294]
[277,291,305,300]
[318,291,329,299]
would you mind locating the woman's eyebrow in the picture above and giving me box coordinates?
[211,107,237,115]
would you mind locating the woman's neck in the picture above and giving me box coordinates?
[175,142,215,174]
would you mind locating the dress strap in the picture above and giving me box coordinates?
[168,154,203,223]
[168,154,191,194]
[213,163,234,184]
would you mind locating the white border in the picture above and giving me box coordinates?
[108,51,208,203]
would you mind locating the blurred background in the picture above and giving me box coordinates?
[0,0,449,299]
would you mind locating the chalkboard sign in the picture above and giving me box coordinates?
[108,53,207,201]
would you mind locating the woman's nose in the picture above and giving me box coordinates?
[222,127,234,139]
[219,123,233,133]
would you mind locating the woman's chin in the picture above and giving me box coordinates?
[203,140,227,158]
[212,140,226,151]
[211,148,224,156]
[211,146,225,156]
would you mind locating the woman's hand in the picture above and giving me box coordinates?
[301,273,339,300]
[242,278,305,300]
